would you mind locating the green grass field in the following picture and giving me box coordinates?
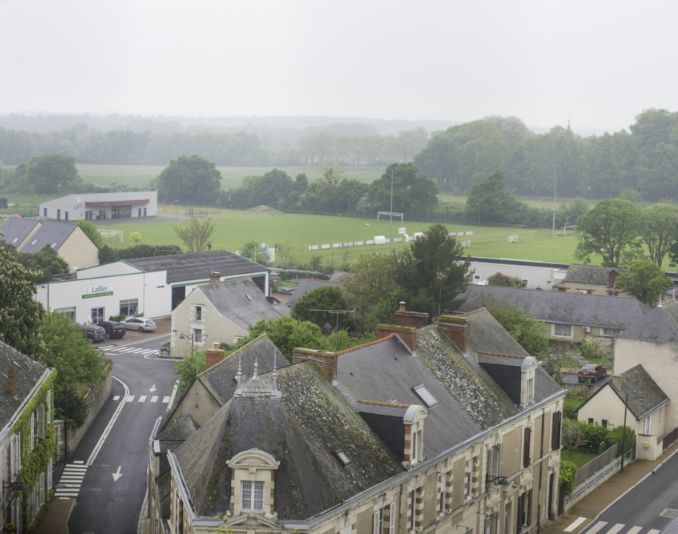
[76,163,386,190]
[96,207,580,267]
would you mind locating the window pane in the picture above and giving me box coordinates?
[241,480,252,509]
[254,481,264,510]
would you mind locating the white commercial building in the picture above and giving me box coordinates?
[39,191,158,221]
[468,257,568,289]
[35,251,269,324]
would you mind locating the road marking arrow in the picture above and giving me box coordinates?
[149,384,157,393]
[112,466,123,482]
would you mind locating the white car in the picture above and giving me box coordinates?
[122,317,157,332]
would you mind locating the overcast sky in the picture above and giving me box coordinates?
[1,0,676,133]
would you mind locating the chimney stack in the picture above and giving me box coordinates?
[376,324,417,353]
[438,315,468,352]
[292,348,338,381]
[6,368,15,396]
[206,343,226,369]
[394,302,429,328]
[209,272,221,283]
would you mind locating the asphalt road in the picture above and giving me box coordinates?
[583,451,678,533]
[68,334,176,534]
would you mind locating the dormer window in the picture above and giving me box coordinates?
[403,405,427,467]
[520,357,537,408]
[241,480,264,511]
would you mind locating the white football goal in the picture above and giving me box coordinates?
[376,211,404,222]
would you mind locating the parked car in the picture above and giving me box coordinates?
[96,319,126,339]
[81,323,107,343]
[578,364,607,384]
[122,317,157,332]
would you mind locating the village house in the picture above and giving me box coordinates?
[0,342,56,534]
[170,275,289,356]
[553,265,627,297]
[3,217,99,271]
[147,305,565,534]
[459,285,647,342]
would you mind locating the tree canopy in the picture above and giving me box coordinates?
[17,245,70,283]
[78,220,103,248]
[395,224,471,318]
[575,199,641,267]
[466,172,521,224]
[615,259,673,306]
[14,154,81,194]
[486,303,549,357]
[291,286,350,332]
[156,155,223,205]
[174,218,214,252]
[641,204,678,267]
[365,163,438,219]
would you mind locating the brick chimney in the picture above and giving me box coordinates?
[206,343,226,369]
[394,301,430,328]
[438,315,468,352]
[608,269,620,288]
[292,348,338,381]
[6,368,15,396]
[209,271,221,283]
[376,324,417,353]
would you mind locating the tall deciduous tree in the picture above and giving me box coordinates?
[395,224,471,318]
[486,303,549,357]
[18,245,69,283]
[466,172,521,224]
[78,220,103,248]
[615,259,673,306]
[174,218,214,252]
[366,163,438,219]
[0,245,45,356]
[641,204,678,267]
[575,199,641,267]
[156,155,223,206]
[18,154,81,194]
[291,286,349,332]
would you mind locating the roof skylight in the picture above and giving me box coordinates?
[413,385,438,407]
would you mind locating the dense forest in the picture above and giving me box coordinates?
[1,109,678,200]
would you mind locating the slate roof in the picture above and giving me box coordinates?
[19,221,79,254]
[659,300,678,325]
[618,306,678,343]
[459,285,647,330]
[200,279,289,330]
[563,265,622,285]
[2,217,39,248]
[287,278,340,305]
[0,341,49,431]
[613,365,669,419]
[174,362,402,520]
[125,250,267,284]
[197,334,288,405]
[336,335,482,456]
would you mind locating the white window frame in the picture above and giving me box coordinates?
[241,480,264,511]
[552,323,573,338]
[373,508,383,534]
[194,304,203,322]
[411,428,423,464]
[438,473,446,515]
[643,416,651,435]
[465,461,472,499]
[193,328,203,345]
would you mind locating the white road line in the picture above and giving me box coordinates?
[648,530,661,534]
[100,345,116,350]
[166,380,179,412]
[150,395,158,403]
[131,348,145,353]
[605,523,625,534]
[586,521,608,534]
[120,347,138,353]
[113,395,120,401]
[162,395,170,404]
[564,517,587,532]
[138,395,147,402]
[150,349,159,354]
[87,376,130,466]
[64,467,87,472]
[72,460,84,464]
[55,491,79,496]
[127,395,135,402]
[625,527,642,534]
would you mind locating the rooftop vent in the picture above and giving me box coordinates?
[413,385,438,407]
[335,450,350,466]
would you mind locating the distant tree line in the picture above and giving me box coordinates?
[415,109,678,200]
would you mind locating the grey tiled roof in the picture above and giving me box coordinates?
[2,217,39,248]
[563,265,622,285]
[175,362,402,520]
[0,341,48,430]
[460,285,647,330]
[663,300,678,324]
[613,365,669,419]
[19,221,78,254]
[287,278,340,305]
[125,250,267,284]
[618,306,678,343]
[198,334,289,405]
[336,336,480,456]
[200,279,289,331]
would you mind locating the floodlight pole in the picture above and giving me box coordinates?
[389,166,394,252]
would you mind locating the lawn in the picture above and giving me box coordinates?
[561,449,598,468]
[438,192,580,211]
[96,207,581,268]
[76,163,386,190]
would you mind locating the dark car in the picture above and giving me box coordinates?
[578,364,607,384]
[81,323,107,343]
[96,320,126,339]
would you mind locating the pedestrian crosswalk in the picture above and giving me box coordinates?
[55,461,88,500]
[113,394,170,404]
[100,344,159,357]
[583,520,660,534]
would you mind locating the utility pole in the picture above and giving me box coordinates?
[389,166,394,252]
[621,391,629,472]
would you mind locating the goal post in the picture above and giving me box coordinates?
[97,229,124,243]
[377,211,404,222]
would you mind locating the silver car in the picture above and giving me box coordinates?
[121,317,157,332]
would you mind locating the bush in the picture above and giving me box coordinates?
[580,338,605,360]
[606,426,635,456]
[581,422,609,453]
[562,418,584,451]
[487,272,525,288]
[559,460,577,496]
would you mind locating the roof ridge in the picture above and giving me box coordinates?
[337,333,397,355]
